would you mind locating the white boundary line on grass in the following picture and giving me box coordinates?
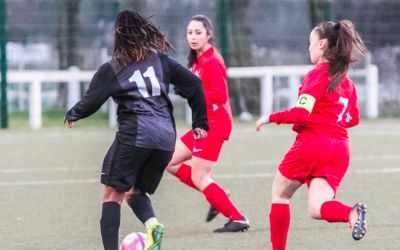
[2,154,399,175]
[1,167,400,187]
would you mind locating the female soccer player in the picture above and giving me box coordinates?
[256,20,367,249]
[165,14,250,233]
[65,10,208,250]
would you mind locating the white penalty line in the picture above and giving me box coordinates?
[1,167,400,187]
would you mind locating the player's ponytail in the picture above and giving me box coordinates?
[112,10,174,68]
[315,20,367,92]
[187,15,216,68]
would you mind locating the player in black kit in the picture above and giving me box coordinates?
[65,10,208,250]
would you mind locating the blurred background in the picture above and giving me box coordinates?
[1,0,399,129]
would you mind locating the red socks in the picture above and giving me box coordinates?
[175,164,198,190]
[203,182,243,220]
[175,165,243,221]
[320,200,352,222]
[269,203,290,250]
[269,201,351,249]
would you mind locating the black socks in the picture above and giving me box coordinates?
[100,202,121,250]
[127,192,155,224]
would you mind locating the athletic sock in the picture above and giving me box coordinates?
[100,202,121,250]
[269,203,290,250]
[175,163,198,190]
[145,217,159,230]
[127,193,155,224]
[202,182,243,220]
[320,200,352,222]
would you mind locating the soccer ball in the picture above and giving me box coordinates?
[120,232,147,250]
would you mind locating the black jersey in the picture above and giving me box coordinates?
[66,51,208,151]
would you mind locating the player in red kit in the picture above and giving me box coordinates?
[166,15,250,233]
[256,20,367,249]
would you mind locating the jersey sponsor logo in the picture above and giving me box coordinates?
[295,94,316,113]
[193,147,203,153]
[212,104,218,111]
[345,112,352,122]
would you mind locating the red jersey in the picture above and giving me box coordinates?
[191,47,232,140]
[269,63,359,139]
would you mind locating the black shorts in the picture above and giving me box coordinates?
[101,139,173,194]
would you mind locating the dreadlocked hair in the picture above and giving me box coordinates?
[314,20,366,92]
[112,10,174,68]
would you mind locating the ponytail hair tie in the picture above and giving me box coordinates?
[334,22,341,31]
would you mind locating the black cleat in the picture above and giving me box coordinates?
[350,203,367,241]
[213,216,250,233]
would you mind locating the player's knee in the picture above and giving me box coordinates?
[192,175,212,190]
[271,187,294,201]
[125,189,145,203]
[166,164,179,175]
[308,201,323,219]
[308,208,321,219]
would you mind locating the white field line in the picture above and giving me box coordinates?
[1,154,398,174]
[0,179,98,187]
[0,167,94,174]
[1,167,400,187]
[1,154,400,187]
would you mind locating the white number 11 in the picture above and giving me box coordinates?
[129,66,161,98]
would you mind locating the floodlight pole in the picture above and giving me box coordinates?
[0,0,8,129]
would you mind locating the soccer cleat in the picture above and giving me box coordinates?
[213,216,250,233]
[349,203,367,241]
[144,223,164,250]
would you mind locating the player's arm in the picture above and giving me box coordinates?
[65,63,114,123]
[257,94,314,131]
[202,59,228,103]
[257,94,315,131]
[269,93,316,124]
[164,56,209,132]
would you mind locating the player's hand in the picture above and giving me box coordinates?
[256,114,271,132]
[64,117,74,129]
[193,128,207,140]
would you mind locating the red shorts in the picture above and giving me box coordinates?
[278,132,350,194]
[180,130,225,162]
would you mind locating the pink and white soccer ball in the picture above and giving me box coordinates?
[120,232,146,250]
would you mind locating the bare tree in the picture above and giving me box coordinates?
[56,0,81,108]
[228,0,258,118]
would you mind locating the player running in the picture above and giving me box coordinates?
[65,10,208,250]
[165,14,250,233]
[256,20,367,249]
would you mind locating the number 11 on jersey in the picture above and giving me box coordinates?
[129,66,161,98]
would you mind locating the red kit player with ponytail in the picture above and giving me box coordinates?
[256,20,367,249]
